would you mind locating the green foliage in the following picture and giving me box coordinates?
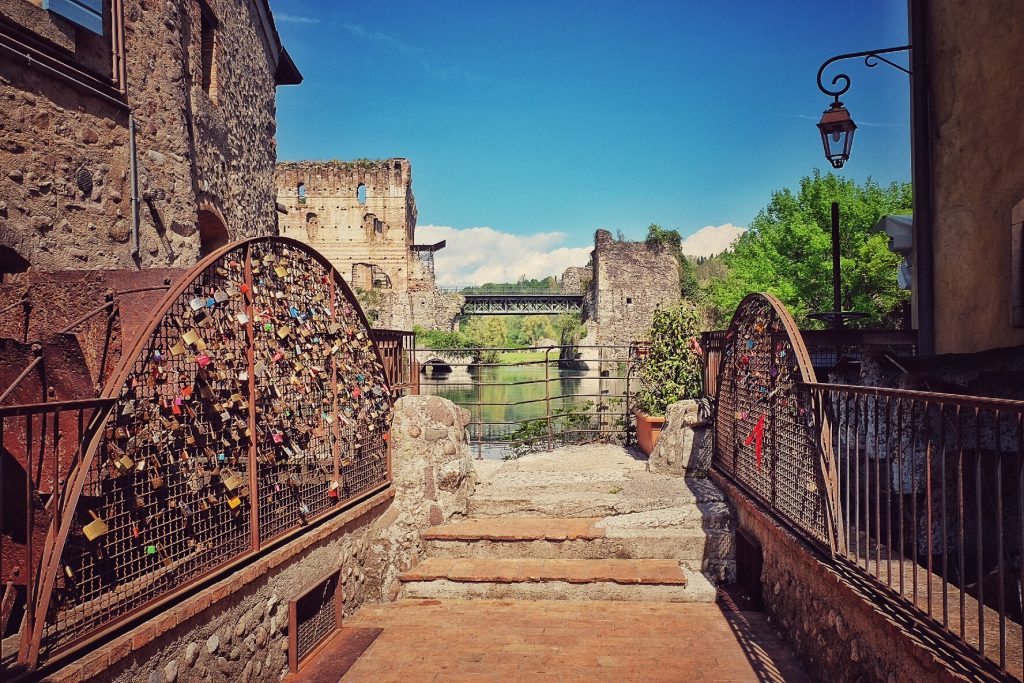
[636,303,704,416]
[503,401,596,459]
[708,171,911,328]
[354,287,383,324]
[462,317,508,363]
[645,224,701,302]
[412,325,477,357]
[459,276,560,294]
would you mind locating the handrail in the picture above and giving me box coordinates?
[802,380,1024,412]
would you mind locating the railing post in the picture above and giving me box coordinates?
[545,347,553,451]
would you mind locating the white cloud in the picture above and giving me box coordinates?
[680,223,747,258]
[275,14,320,24]
[417,225,591,286]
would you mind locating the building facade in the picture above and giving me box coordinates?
[0,0,300,275]
[911,0,1024,355]
[275,159,461,329]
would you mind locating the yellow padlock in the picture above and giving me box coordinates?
[82,510,108,542]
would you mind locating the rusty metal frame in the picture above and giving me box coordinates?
[711,292,845,555]
[287,568,344,673]
[13,237,393,669]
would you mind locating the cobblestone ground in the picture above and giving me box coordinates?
[336,597,810,682]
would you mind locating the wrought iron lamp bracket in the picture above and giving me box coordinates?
[816,45,912,102]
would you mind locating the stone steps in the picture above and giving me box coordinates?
[422,517,734,569]
[398,558,717,603]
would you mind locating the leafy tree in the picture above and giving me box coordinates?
[520,316,556,345]
[462,317,508,362]
[708,171,911,328]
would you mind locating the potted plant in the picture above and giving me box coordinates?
[635,303,703,455]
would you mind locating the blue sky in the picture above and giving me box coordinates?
[270,1,910,280]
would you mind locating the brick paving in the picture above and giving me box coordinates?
[331,598,811,682]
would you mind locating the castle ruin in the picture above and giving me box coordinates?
[275,159,461,329]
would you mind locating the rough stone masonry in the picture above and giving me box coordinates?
[0,0,299,273]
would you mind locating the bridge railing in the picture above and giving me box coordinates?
[438,284,586,296]
[710,292,1022,681]
[415,344,636,459]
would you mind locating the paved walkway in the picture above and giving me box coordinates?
[335,597,810,682]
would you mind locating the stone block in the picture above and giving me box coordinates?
[648,400,710,476]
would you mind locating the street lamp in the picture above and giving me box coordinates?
[815,45,911,168]
[817,100,856,169]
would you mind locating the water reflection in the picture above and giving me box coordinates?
[419,361,629,459]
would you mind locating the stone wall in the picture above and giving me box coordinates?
[590,229,679,347]
[924,0,1024,354]
[276,159,460,330]
[714,473,979,683]
[46,395,474,683]
[0,0,292,273]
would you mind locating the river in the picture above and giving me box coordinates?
[418,360,631,459]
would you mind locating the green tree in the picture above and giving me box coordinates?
[462,316,508,362]
[708,171,911,327]
[520,316,556,345]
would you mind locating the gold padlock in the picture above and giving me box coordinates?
[82,510,108,542]
[114,453,134,474]
[221,468,242,491]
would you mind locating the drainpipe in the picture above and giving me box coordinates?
[909,0,935,356]
[129,113,140,262]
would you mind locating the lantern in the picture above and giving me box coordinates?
[816,100,857,169]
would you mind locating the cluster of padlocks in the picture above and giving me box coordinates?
[47,239,392,653]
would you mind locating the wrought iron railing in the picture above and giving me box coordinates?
[807,382,1024,680]
[710,292,1022,681]
[416,345,636,459]
[370,328,418,397]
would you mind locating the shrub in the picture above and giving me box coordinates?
[636,302,703,416]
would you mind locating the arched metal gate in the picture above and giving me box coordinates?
[712,292,844,554]
[14,237,392,667]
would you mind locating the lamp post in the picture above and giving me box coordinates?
[808,45,913,329]
[815,45,912,168]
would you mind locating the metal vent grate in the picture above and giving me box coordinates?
[76,167,93,197]
[289,570,343,672]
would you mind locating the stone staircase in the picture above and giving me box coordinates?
[398,445,735,603]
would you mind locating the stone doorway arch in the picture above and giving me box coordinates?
[197,205,229,257]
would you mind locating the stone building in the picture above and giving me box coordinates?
[0,0,301,274]
[905,0,1024,355]
[275,159,462,329]
[572,229,680,347]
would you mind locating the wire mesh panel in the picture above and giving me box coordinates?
[713,292,839,552]
[30,238,392,664]
[43,244,253,654]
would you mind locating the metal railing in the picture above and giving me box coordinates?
[438,284,585,296]
[370,328,418,397]
[1,237,394,671]
[416,344,636,459]
[807,382,1024,680]
[0,397,114,667]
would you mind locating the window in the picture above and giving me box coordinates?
[44,0,103,35]
[297,183,306,204]
[200,4,218,102]
[357,183,366,205]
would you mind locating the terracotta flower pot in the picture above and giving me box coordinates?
[636,411,666,456]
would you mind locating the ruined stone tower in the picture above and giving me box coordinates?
[275,159,460,329]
